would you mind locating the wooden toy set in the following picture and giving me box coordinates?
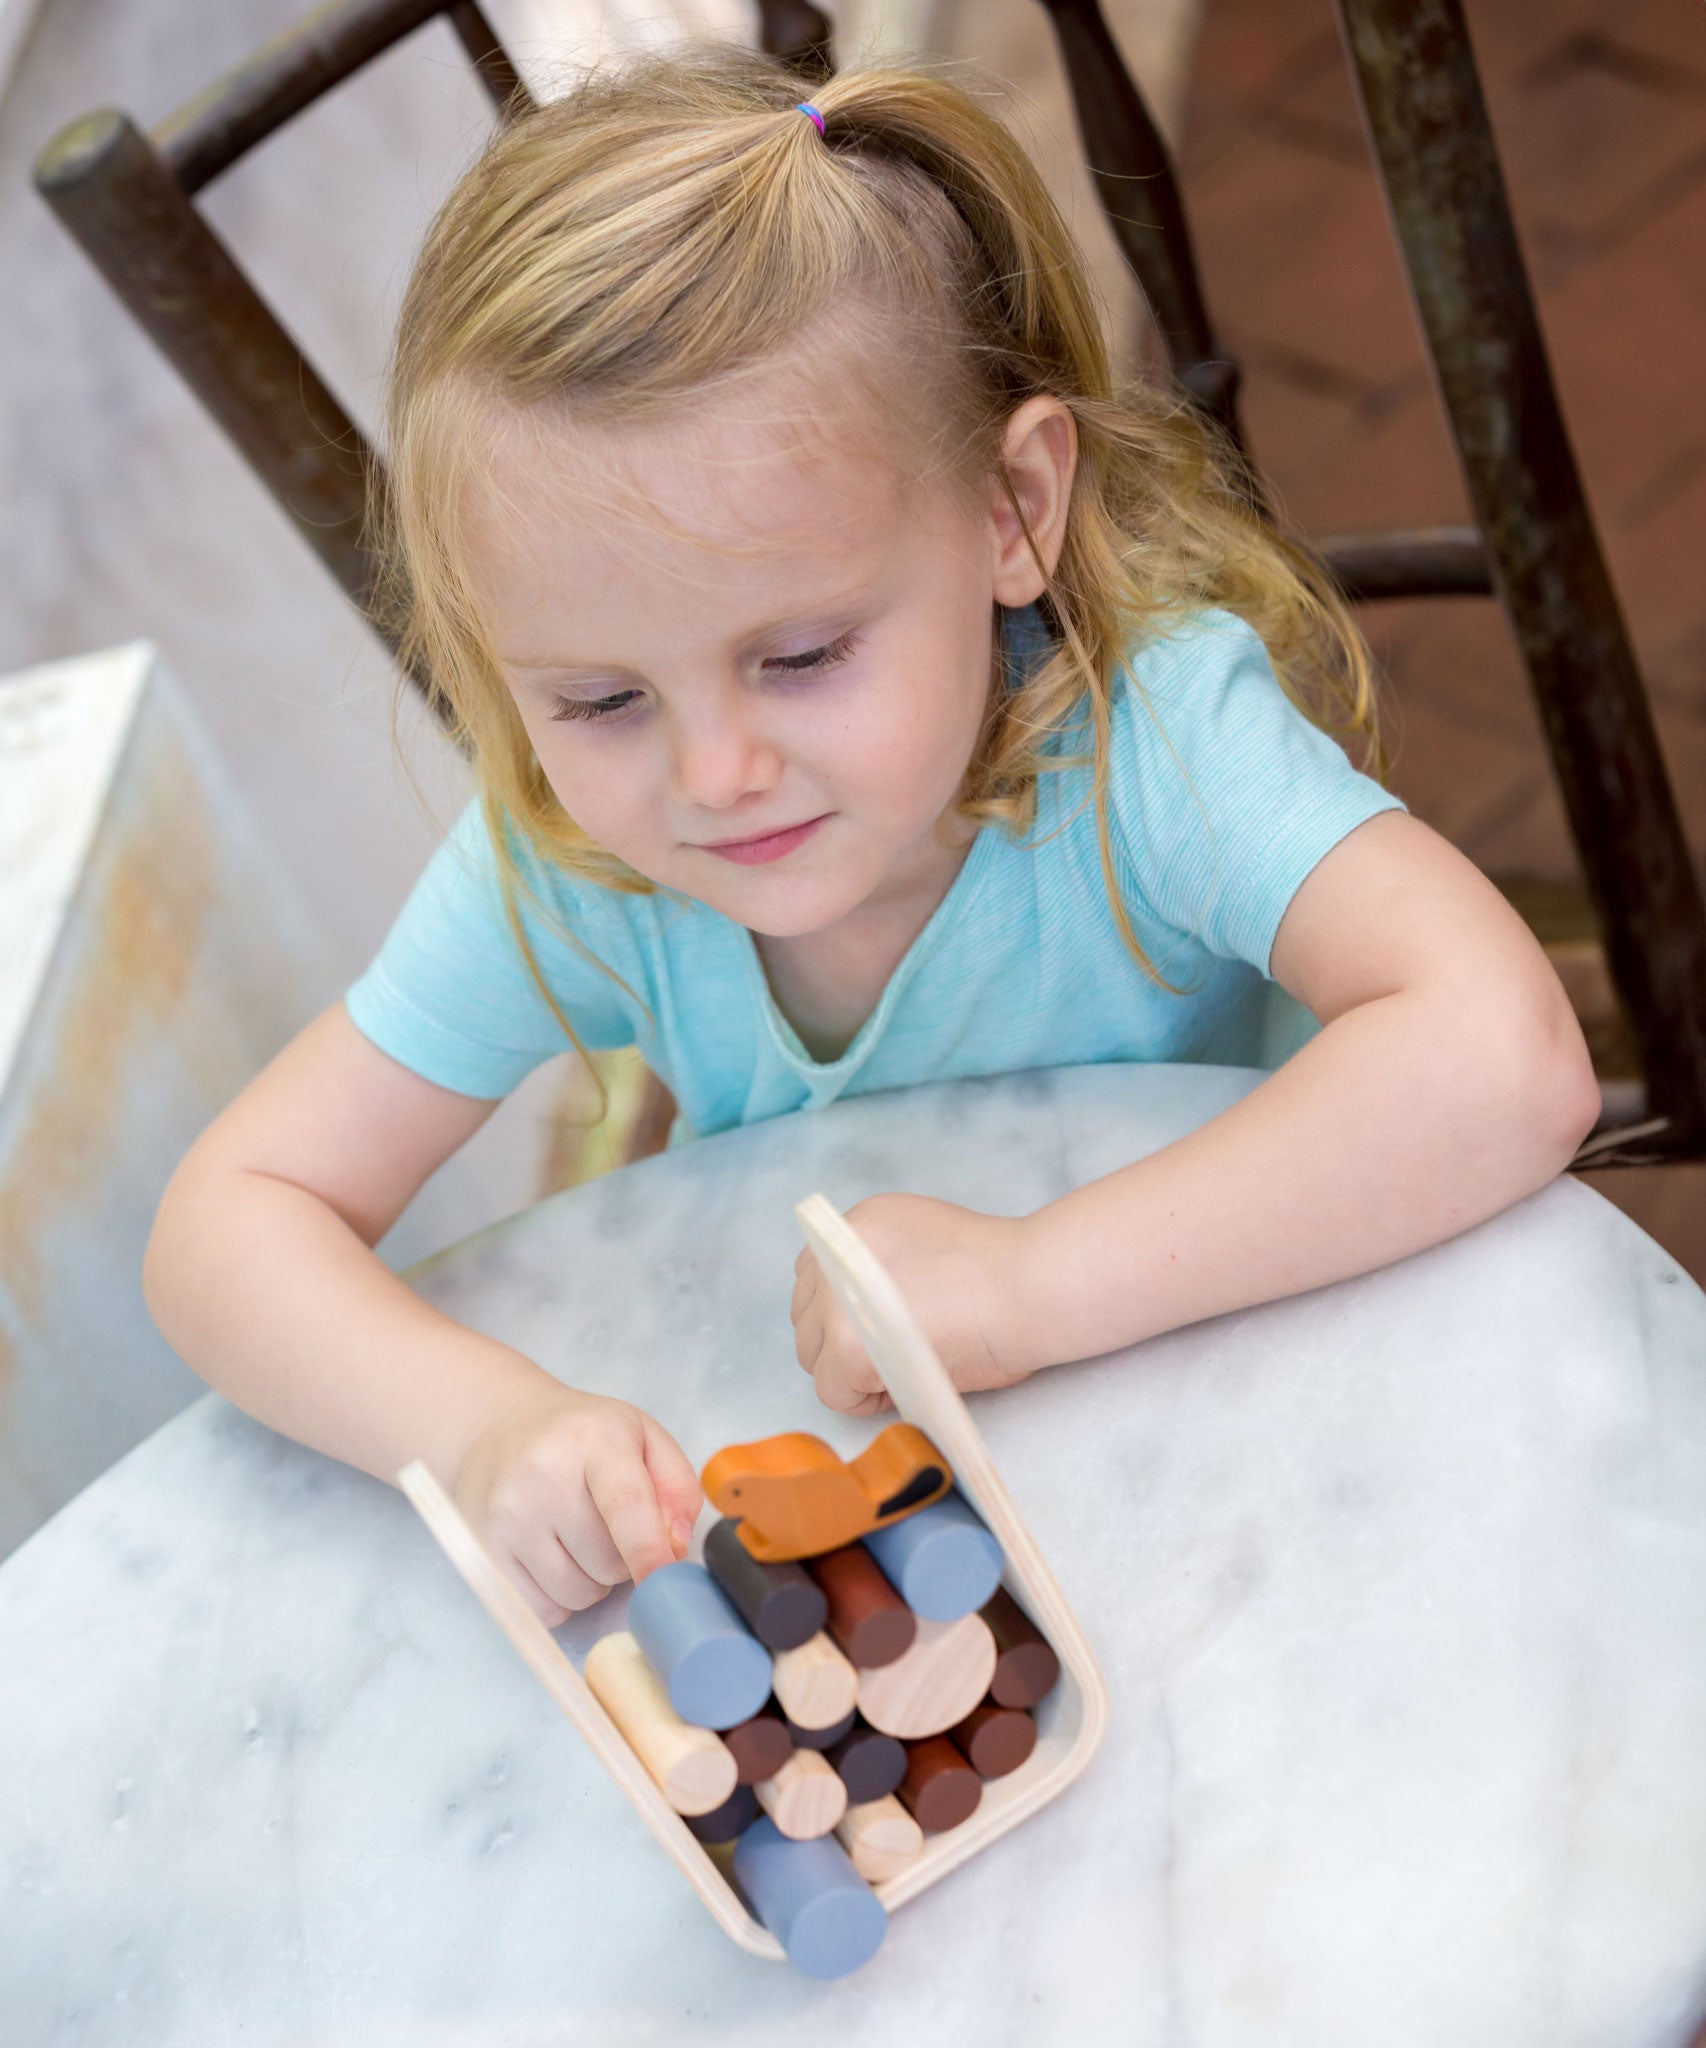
[401,1193,1107,1978]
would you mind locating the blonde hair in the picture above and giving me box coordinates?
[377,42,1382,1040]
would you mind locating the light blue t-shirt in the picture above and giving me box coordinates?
[345,607,1403,1133]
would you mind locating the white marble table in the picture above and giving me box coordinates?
[5,1064,1706,2047]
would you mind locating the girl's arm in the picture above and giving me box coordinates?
[144,1004,702,1619]
[792,813,1602,1407]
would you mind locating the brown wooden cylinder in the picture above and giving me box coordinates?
[722,1704,794,1786]
[825,1718,907,1804]
[684,1780,759,1844]
[704,1517,827,1651]
[809,1543,917,1668]
[982,1587,1061,1710]
[784,1706,856,1753]
[952,1703,1037,1781]
[898,1735,982,1835]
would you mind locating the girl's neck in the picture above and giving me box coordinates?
[752,815,978,1063]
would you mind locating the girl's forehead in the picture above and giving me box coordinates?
[477,377,917,569]
[458,321,978,569]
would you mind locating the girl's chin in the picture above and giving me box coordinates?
[696,873,872,940]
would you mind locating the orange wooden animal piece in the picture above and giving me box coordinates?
[702,1426,952,1563]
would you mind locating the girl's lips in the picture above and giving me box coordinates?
[698,815,829,866]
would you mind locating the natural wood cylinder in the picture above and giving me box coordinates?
[771,1631,859,1731]
[835,1794,925,1883]
[584,1631,738,1817]
[855,1612,997,1739]
[754,1747,849,1841]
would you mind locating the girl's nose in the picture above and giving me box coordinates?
[668,712,783,812]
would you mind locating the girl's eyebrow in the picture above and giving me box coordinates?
[500,584,880,675]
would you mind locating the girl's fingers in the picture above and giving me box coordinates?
[640,1413,705,1559]
[523,1529,611,1614]
[552,1490,627,1589]
[816,1357,886,1417]
[506,1551,575,1628]
[813,1331,878,1414]
[585,1450,676,1586]
[794,1303,824,1374]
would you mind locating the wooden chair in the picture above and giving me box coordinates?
[35,0,1704,1171]
[1034,0,1706,1169]
[31,0,828,1168]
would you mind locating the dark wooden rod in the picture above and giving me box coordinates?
[757,0,835,81]
[34,110,390,651]
[1317,525,1492,602]
[155,0,526,196]
[447,1,531,116]
[1034,0,1248,461]
[1336,0,1706,1155]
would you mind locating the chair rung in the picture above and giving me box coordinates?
[1316,526,1493,602]
[156,0,454,195]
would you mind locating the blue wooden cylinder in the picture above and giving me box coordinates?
[627,1562,772,1730]
[862,1489,1004,1622]
[732,1817,887,1979]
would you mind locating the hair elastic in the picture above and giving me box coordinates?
[795,101,826,136]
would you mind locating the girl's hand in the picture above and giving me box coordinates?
[451,1382,704,1626]
[791,1193,1036,1415]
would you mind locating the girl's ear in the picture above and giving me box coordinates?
[989,396,1077,607]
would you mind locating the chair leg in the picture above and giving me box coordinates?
[1335,0,1706,1161]
[1033,0,1251,468]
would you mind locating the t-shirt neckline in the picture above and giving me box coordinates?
[735,819,1003,1082]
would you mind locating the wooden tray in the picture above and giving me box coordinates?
[399,1191,1108,1963]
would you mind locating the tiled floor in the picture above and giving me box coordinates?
[1174,0,1706,1280]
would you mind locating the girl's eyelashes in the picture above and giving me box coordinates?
[544,630,860,722]
[763,628,859,676]
[548,687,643,724]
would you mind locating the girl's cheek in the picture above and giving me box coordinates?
[550,737,664,843]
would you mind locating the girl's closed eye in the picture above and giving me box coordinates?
[764,629,859,677]
[548,631,860,722]
[549,688,644,724]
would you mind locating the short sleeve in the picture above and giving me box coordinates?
[344,800,637,1099]
[1109,611,1405,975]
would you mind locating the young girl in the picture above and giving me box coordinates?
[144,46,1598,1628]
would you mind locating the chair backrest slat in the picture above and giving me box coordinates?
[158,0,457,196]
[446,1,532,116]
[1034,0,1232,434]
